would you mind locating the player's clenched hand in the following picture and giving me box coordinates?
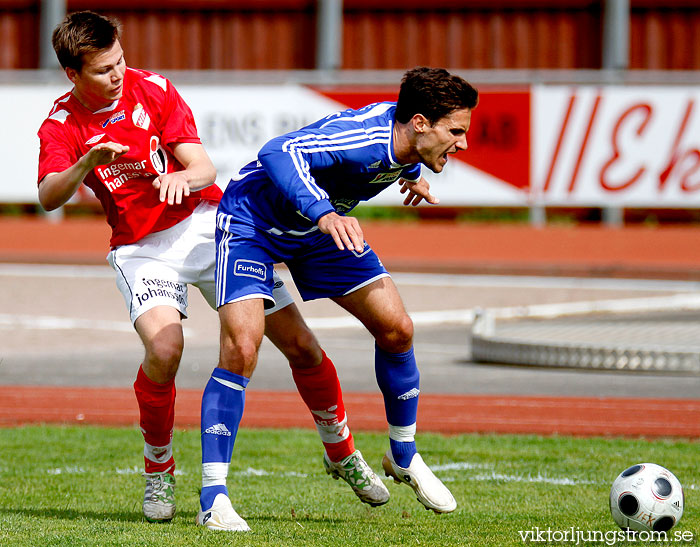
[318,212,365,252]
[153,172,191,205]
[399,176,439,206]
[85,142,129,168]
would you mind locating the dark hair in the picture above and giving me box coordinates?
[394,67,478,125]
[52,11,121,71]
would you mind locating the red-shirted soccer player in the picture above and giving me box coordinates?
[37,11,388,528]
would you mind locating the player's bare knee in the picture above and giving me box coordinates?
[376,314,414,353]
[145,338,183,375]
[287,341,323,370]
[220,335,260,372]
[281,326,321,368]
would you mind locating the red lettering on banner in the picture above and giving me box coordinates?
[599,103,652,192]
[679,150,700,192]
[543,93,575,192]
[658,100,694,191]
[568,93,601,193]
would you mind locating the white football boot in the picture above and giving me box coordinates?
[196,493,251,532]
[142,471,176,522]
[323,449,390,507]
[382,451,457,513]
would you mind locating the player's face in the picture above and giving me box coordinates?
[68,40,126,112]
[415,108,471,173]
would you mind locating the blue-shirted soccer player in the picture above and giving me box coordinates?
[199,67,478,531]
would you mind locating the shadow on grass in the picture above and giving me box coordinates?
[0,506,147,523]
[250,513,358,525]
[0,507,359,527]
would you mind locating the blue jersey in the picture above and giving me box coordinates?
[219,102,421,234]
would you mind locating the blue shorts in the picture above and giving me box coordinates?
[215,214,389,308]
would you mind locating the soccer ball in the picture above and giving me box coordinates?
[609,463,684,533]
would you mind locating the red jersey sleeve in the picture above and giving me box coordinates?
[37,110,79,185]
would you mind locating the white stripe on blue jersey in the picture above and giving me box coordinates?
[318,102,394,129]
[282,126,391,149]
[287,132,391,154]
[283,126,392,200]
[288,149,327,201]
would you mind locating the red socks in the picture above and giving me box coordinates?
[291,350,355,462]
[133,365,176,473]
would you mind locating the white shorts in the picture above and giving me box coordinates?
[107,202,294,324]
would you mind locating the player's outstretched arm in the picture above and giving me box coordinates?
[399,176,440,207]
[152,143,217,205]
[317,212,365,252]
[38,142,129,211]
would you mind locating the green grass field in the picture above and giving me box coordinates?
[0,425,697,546]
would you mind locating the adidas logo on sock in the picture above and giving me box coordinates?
[204,423,232,436]
[397,388,420,401]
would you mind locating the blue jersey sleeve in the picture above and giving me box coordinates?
[258,131,336,224]
[401,163,422,182]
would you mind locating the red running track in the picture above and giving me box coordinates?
[1,386,698,438]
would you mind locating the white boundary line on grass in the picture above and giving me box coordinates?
[49,463,700,490]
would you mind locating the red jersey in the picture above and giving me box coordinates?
[37,67,222,248]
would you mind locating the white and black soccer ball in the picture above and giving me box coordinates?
[609,463,684,533]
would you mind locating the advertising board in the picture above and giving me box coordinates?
[5,80,700,208]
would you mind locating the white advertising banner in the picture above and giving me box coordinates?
[6,81,700,208]
[1,84,72,202]
[178,85,344,192]
[532,85,700,207]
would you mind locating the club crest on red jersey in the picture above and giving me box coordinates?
[132,103,151,130]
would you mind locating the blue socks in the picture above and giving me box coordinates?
[374,344,419,468]
[200,367,249,511]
